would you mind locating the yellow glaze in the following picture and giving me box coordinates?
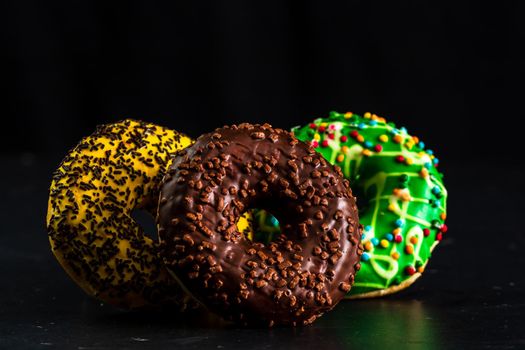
[46,120,193,309]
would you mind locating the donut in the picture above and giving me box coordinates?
[251,111,448,298]
[46,119,194,309]
[157,123,362,326]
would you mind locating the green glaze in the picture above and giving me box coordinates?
[252,111,448,297]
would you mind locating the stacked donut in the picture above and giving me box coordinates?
[46,111,447,326]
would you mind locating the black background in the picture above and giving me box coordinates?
[3,1,525,163]
[1,1,525,349]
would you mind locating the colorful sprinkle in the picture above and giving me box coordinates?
[380,239,389,248]
[374,144,383,152]
[350,130,359,138]
[401,192,412,202]
[395,219,405,227]
[440,224,448,233]
[357,135,365,143]
[321,140,329,147]
[379,134,389,142]
[410,236,418,244]
[364,141,373,148]
[394,234,403,243]
[385,233,394,242]
[423,228,430,237]
[336,154,345,162]
[364,225,372,232]
[371,238,379,246]
[344,112,353,119]
[358,123,366,130]
[361,252,370,261]
[436,232,443,241]
[364,241,373,251]
[364,112,371,118]
[396,155,405,163]
[340,135,348,142]
[309,123,317,129]
[405,244,414,254]
[391,252,400,260]
[393,134,403,143]
[405,266,416,275]
[362,149,372,157]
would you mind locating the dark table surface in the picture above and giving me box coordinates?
[1,153,524,349]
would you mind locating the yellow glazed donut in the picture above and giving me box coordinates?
[46,120,193,309]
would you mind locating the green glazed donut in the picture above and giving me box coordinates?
[251,111,448,298]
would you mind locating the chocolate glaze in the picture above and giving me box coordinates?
[158,123,362,326]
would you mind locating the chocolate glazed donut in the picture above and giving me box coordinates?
[157,123,362,326]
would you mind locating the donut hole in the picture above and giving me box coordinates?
[237,209,280,244]
[131,208,158,241]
